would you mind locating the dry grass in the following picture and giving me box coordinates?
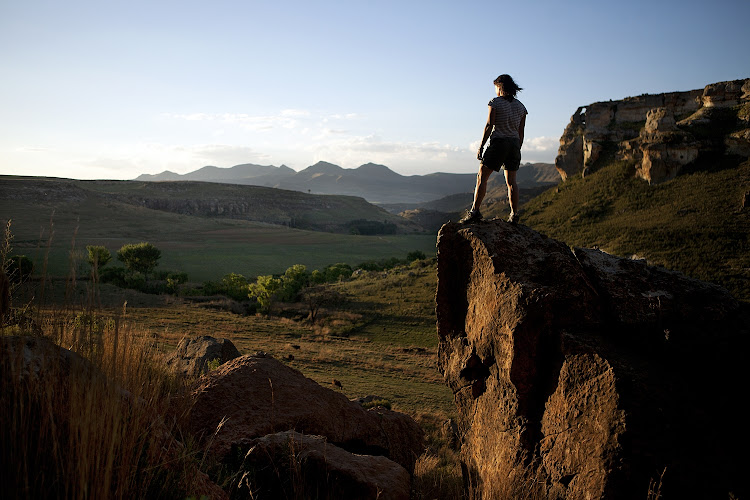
[411,413,464,499]
[0,291,206,498]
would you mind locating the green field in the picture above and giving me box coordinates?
[2,180,437,281]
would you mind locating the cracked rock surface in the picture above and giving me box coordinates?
[436,220,748,499]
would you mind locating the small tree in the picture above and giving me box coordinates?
[310,269,325,285]
[221,273,249,301]
[117,243,161,278]
[278,264,309,302]
[323,263,352,282]
[86,245,111,283]
[301,284,344,324]
[248,275,282,314]
[87,246,112,269]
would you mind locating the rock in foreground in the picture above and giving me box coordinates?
[187,353,424,474]
[233,431,410,500]
[436,220,747,499]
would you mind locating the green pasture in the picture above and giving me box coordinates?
[3,194,437,282]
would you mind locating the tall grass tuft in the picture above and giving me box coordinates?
[0,221,203,500]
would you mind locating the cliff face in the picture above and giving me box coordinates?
[436,220,748,499]
[555,79,750,183]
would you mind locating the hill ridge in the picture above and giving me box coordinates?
[134,161,559,205]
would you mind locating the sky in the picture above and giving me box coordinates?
[1,0,749,180]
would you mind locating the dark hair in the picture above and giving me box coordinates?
[494,74,522,99]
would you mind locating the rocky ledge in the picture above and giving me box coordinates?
[555,78,750,183]
[436,220,748,499]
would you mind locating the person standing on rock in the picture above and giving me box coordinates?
[460,74,527,224]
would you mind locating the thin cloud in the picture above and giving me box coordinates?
[190,144,272,165]
[307,134,472,172]
[522,136,558,154]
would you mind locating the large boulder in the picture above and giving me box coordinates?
[165,335,241,377]
[436,220,748,499]
[187,353,424,473]
[232,430,410,500]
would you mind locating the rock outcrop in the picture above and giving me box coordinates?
[233,430,411,500]
[555,78,750,183]
[187,353,424,474]
[164,335,241,377]
[436,220,748,499]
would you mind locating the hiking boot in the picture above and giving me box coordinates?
[507,212,520,224]
[459,209,482,224]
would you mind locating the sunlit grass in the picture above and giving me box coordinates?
[522,158,750,301]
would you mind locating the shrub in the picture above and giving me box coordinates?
[248,275,282,314]
[124,271,147,291]
[100,266,128,287]
[361,399,392,410]
[278,264,309,302]
[323,263,353,282]
[166,272,189,294]
[117,242,161,277]
[407,250,426,262]
[219,273,249,301]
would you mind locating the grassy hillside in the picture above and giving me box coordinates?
[1,177,437,281]
[1,176,421,233]
[519,157,750,301]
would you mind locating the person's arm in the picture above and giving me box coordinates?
[518,114,526,147]
[477,105,495,160]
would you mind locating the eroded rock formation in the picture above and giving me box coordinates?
[436,220,747,499]
[555,78,750,183]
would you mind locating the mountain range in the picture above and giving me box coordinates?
[136,161,559,205]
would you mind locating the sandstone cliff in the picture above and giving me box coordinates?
[436,220,747,499]
[555,78,750,184]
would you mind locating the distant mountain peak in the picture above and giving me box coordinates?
[355,163,401,179]
[135,170,181,181]
[304,161,344,174]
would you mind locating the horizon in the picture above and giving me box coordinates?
[135,158,553,180]
[1,0,749,181]
[0,158,551,182]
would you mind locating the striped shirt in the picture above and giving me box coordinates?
[489,97,528,140]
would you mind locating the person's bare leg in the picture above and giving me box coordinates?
[504,168,518,216]
[471,165,494,212]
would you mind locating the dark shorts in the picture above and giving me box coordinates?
[481,137,521,172]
